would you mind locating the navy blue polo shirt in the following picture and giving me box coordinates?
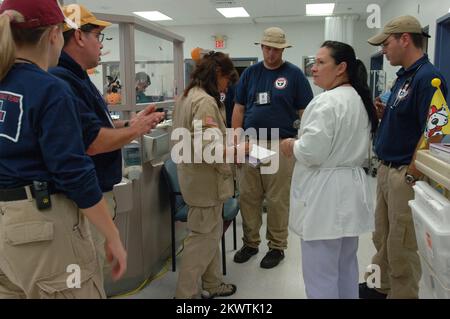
[375,55,448,164]
[0,63,102,209]
[235,61,313,139]
[50,52,122,192]
[224,84,236,128]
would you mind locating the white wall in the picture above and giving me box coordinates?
[369,0,450,84]
[167,19,376,96]
[94,0,450,97]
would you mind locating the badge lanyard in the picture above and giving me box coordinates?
[253,66,275,106]
[389,63,425,109]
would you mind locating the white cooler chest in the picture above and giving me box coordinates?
[409,181,450,298]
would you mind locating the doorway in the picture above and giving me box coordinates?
[435,13,450,86]
[369,52,386,100]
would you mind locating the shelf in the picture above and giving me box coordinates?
[416,150,450,190]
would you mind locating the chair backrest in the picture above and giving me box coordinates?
[162,158,181,194]
[162,158,188,221]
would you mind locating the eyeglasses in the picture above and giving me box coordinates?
[380,41,391,49]
[81,30,105,43]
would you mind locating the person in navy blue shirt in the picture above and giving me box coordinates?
[223,84,236,128]
[0,0,126,299]
[49,4,164,285]
[232,27,313,269]
[360,16,448,299]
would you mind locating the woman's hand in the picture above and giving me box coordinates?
[105,237,127,281]
[280,138,295,158]
[235,141,251,164]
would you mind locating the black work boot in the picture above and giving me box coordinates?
[359,282,387,299]
[260,249,284,269]
[233,245,258,263]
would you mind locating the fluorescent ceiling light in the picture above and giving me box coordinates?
[306,3,335,16]
[216,7,250,18]
[133,11,173,21]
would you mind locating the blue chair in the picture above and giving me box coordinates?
[162,158,239,275]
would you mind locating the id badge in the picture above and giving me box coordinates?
[255,92,270,105]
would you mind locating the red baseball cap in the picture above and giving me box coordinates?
[0,0,68,29]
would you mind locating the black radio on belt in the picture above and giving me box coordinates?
[32,181,51,210]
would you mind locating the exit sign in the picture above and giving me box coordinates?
[215,39,225,49]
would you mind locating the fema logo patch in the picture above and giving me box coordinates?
[0,91,23,143]
[274,77,288,90]
[0,100,5,122]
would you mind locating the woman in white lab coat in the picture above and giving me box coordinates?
[280,41,378,299]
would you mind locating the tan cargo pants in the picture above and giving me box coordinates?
[239,141,295,250]
[0,192,104,298]
[175,205,223,298]
[365,164,421,299]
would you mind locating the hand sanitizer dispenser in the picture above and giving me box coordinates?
[123,140,142,180]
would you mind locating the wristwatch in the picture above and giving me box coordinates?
[405,173,418,185]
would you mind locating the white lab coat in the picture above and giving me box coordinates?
[289,86,374,241]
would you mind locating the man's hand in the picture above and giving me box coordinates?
[129,112,165,136]
[130,104,156,124]
[280,138,295,158]
[129,104,165,136]
[406,162,423,181]
[374,96,386,120]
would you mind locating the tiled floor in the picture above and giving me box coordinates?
[123,176,432,299]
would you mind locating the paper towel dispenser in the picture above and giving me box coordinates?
[142,129,170,162]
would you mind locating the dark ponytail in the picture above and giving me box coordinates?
[321,41,378,136]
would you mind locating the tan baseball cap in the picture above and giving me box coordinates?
[255,27,292,49]
[62,4,111,32]
[368,15,430,46]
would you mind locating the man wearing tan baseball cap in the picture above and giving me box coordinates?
[368,15,430,46]
[49,4,164,289]
[62,3,111,32]
[360,15,448,299]
[232,27,313,269]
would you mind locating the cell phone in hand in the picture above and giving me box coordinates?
[156,108,167,122]
[379,91,391,105]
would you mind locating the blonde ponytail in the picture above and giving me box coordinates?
[0,10,21,81]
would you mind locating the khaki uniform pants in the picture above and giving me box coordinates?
[365,164,421,299]
[0,193,104,299]
[175,205,223,299]
[87,191,116,287]
[239,143,294,250]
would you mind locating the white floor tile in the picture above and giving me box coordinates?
[121,176,433,299]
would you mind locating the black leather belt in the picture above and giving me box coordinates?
[0,186,32,202]
[380,160,405,169]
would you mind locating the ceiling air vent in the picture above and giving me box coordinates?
[211,0,237,6]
